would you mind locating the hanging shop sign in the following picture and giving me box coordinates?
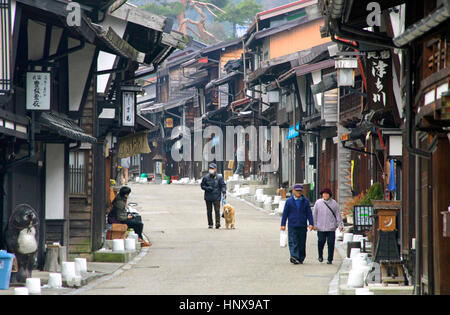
[118,132,151,159]
[286,123,300,140]
[26,72,51,110]
[122,91,136,127]
[165,117,173,128]
[366,50,393,111]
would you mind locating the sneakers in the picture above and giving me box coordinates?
[290,257,300,265]
[327,261,332,264]
[208,225,213,229]
[318,257,323,263]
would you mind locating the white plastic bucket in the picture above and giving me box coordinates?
[355,288,374,295]
[343,233,354,243]
[112,239,125,252]
[347,270,364,288]
[14,287,29,295]
[26,278,41,294]
[125,238,136,251]
[350,248,361,258]
[48,273,62,288]
[273,196,281,204]
[62,261,76,281]
[75,258,87,275]
[277,201,286,214]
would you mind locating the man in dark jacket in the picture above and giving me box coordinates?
[201,163,226,229]
[280,184,314,264]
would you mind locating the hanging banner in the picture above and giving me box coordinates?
[366,50,393,111]
[118,132,151,158]
[26,72,51,110]
[122,91,135,127]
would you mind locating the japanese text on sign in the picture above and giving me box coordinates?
[26,72,51,110]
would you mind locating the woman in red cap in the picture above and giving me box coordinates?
[313,188,343,264]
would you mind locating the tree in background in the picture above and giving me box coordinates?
[216,0,263,38]
[141,0,227,43]
[140,0,262,43]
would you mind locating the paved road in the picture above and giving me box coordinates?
[79,183,341,295]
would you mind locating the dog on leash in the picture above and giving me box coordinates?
[223,204,236,229]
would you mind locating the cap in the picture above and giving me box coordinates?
[209,163,217,169]
[293,184,303,191]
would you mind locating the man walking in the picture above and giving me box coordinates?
[200,163,226,229]
[281,184,314,264]
[313,188,343,264]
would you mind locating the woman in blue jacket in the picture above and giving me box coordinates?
[281,184,314,264]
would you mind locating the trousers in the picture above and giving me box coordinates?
[206,200,221,227]
[124,218,144,239]
[317,231,336,262]
[288,226,307,262]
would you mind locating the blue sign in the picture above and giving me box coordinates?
[286,123,300,140]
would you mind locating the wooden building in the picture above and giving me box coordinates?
[320,0,450,294]
[0,0,184,263]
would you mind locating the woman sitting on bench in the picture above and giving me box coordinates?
[108,186,151,247]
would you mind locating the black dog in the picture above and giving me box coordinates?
[5,204,39,284]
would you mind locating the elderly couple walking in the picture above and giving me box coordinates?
[281,184,344,265]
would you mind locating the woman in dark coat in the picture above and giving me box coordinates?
[108,186,151,247]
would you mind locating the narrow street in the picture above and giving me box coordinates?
[77,183,341,295]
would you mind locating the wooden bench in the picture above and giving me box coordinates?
[106,223,128,240]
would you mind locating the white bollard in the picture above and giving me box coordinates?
[277,200,286,214]
[26,278,41,295]
[14,287,29,295]
[75,258,88,275]
[347,269,364,288]
[343,233,354,243]
[125,238,136,251]
[355,288,374,295]
[112,239,125,252]
[48,273,62,288]
[350,248,361,258]
[62,261,76,281]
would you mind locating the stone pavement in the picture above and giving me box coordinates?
[75,183,342,295]
[1,183,343,295]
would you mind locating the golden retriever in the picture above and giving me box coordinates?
[223,204,236,229]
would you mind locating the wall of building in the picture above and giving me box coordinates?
[269,18,329,59]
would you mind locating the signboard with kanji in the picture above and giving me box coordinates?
[366,50,393,111]
[122,91,135,127]
[26,72,51,110]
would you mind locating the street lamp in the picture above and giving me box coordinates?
[335,56,358,87]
